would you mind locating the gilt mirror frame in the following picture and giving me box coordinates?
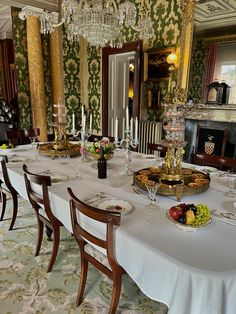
[174,0,196,104]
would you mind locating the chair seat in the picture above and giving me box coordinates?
[84,243,111,270]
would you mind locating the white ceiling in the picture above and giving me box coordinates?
[0,1,236,39]
[195,0,236,32]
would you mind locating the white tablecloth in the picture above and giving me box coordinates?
[2,145,236,314]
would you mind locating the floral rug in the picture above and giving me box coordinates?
[0,198,168,314]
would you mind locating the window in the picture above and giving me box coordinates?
[214,43,236,104]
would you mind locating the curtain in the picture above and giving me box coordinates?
[203,44,217,103]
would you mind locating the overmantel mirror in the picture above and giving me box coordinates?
[102,40,142,138]
[189,0,236,106]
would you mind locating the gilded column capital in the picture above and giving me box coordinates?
[18,6,44,20]
[19,6,58,24]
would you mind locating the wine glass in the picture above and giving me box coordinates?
[224,171,236,197]
[74,157,82,181]
[145,183,160,210]
[175,183,184,202]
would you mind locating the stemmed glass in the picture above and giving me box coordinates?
[224,171,236,197]
[74,157,82,181]
[175,183,184,202]
[145,183,160,210]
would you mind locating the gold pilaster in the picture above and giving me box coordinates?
[19,7,48,141]
[49,27,64,105]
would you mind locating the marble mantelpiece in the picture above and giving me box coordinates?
[184,104,236,123]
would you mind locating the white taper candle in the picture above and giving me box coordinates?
[115,117,118,138]
[126,107,129,130]
[135,117,138,140]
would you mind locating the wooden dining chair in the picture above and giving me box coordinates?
[23,164,63,273]
[193,153,236,171]
[24,128,40,142]
[67,187,125,314]
[5,129,25,146]
[0,157,19,230]
[147,143,167,157]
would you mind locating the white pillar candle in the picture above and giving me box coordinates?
[115,117,118,138]
[72,112,75,130]
[82,115,86,133]
[135,117,138,140]
[126,106,129,130]
[89,113,92,131]
[130,117,133,138]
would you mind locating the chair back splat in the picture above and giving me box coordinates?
[23,164,63,272]
[0,158,19,230]
[193,153,236,171]
[67,187,125,314]
[5,129,25,146]
[147,143,167,157]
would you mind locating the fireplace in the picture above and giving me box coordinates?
[184,105,236,162]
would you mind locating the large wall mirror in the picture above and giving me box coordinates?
[189,0,236,105]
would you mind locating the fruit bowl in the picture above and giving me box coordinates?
[166,211,211,231]
[166,203,212,232]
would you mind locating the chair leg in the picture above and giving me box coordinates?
[45,225,53,241]
[9,193,18,230]
[47,226,60,273]
[76,255,88,306]
[0,192,7,221]
[35,219,44,256]
[108,271,123,314]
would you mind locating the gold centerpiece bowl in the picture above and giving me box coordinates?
[90,152,114,161]
[134,166,210,196]
[38,142,81,158]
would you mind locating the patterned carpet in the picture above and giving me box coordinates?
[0,198,168,314]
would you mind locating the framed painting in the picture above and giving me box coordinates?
[144,47,175,82]
[195,126,227,156]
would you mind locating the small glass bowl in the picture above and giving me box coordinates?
[109,172,124,187]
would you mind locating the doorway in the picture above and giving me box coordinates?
[102,40,142,138]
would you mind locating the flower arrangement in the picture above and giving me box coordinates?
[87,137,116,156]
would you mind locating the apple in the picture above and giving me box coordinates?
[169,206,183,221]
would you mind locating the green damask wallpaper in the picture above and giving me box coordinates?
[189,39,207,103]
[12,0,184,131]
[11,7,31,129]
[12,7,52,130]
[62,28,81,131]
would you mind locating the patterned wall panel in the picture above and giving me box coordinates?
[87,46,101,132]
[189,39,207,103]
[62,28,81,131]
[11,7,31,129]
[41,35,52,128]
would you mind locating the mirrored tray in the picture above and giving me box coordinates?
[38,142,80,158]
[134,167,210,196]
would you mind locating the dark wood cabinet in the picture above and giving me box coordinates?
[0,39,16,104]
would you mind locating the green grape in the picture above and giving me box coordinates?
[192,204,211,226]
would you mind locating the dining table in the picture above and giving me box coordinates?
[1,144,236,314]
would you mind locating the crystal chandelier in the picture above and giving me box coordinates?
[40,0,154,48]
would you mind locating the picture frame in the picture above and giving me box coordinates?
[195,126,227,156]
[147,89,160,110]
[144,47,175,82]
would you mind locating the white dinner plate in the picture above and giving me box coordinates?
[8,155,34,163]
[194,165,218,174]
[98,199,133,215]
[40,170,69,183]
[140,154,157,160]
[166,210,211,232]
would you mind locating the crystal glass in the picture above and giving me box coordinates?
[109,172,124,187]
[74,157,82,181]
[145,183,160,210]
[224,171,236,197]
[58,153,70,165]
[175,183,184,202]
